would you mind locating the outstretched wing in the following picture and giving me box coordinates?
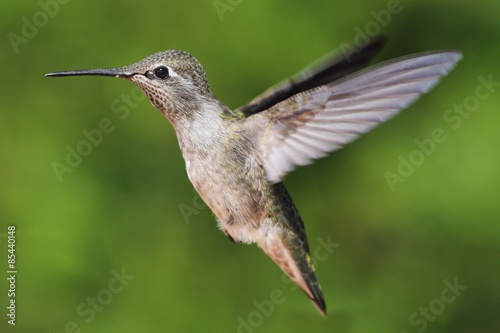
[255,51,462,183]
[238,36,387,117]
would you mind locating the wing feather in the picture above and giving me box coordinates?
[257,51,462,183]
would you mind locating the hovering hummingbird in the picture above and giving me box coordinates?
[46,37,461,315]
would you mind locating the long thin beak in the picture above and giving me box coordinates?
[45,68,135,78]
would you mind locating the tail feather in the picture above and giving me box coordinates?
[255,182,326,315]
[258,233,326,315]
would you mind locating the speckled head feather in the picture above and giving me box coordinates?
[119,50,212,97]
[112,50,216,124]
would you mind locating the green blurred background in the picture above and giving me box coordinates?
[1,0,499,332]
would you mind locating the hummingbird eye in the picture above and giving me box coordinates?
[153,66,169,79]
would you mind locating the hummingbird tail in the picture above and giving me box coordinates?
[258,234,326,315]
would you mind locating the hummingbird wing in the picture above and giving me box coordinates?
[255,51,462,183]
[238,36,387,117]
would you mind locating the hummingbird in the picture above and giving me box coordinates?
[46,37,461,315]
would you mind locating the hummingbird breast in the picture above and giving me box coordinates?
[175,105,272,243]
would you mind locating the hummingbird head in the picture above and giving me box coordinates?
[46,50,215,123]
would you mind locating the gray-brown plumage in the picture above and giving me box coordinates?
[46,38,461,315]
